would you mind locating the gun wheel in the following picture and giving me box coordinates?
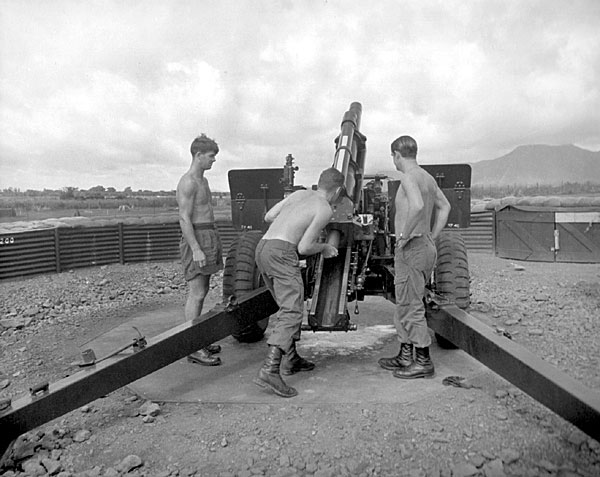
[223,230,270,343]
[432,231,470,349]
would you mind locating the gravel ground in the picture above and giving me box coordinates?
[1,253,599,477]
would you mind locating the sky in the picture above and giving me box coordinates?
[1,0,599,193]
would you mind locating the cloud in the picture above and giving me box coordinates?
[1,0,599,192]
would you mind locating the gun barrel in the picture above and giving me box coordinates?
[332,102,366,206]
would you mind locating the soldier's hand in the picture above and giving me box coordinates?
[192,248,207,267]
[322,244,338,259]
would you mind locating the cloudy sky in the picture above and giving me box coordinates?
[1,0,599,193]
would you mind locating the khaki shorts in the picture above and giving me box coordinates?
[180,225,223,281]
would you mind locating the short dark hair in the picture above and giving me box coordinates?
[317,167,345,191]
[391,136,417,158]
[190,134,219,157]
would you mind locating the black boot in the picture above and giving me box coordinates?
[281,342,315,376]
[253,346,298,398]
[205,344,222,354]
[378,343,414,370]
[393,346,434,379]
[187,348,221,366]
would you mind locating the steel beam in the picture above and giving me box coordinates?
[0,288,277,457]
[427,302,600,442]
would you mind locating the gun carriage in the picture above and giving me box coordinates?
[2,103,599,463]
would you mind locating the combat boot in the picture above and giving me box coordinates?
[205,344,222,354]
[393,346,434,379]
[253,346,298,398]
[281,341,315,375]
[378,343,414,370]
[187,348,221,366]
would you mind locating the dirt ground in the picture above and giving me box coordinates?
[1,253,599,477]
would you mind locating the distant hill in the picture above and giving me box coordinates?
[470,144,600,186]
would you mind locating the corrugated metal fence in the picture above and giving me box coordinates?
[1,213,493,281]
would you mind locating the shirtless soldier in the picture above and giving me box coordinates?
[378,136,451,379]
[253,167,345,397]
[177,134,224,366]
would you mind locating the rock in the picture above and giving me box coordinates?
[566,430,587,447]
[482,458,506,477]
[494,411,508,420]
[103,468,119,477]
[221,437,228,447]
[527,328,544,336]
[0,317,33,329]
[139,401,161,417]
[481,450,496,460]
[538,459,558,472]
[142,415,155,423]
[556,470,582,477]
[314,468,336,477]
[469,454,486,468]
[494,390,508,399]
[21,459,47,476]
[38,433,60,450]
[533,294,550,301]
[451,462,479,477]
[11,438,36,461]
[499,448,520,464]
[73,429,92,442]
[116,454,143,473]
[41,457,63,475]
[0,378,10,389]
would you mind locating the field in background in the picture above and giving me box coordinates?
[0,199,232,223]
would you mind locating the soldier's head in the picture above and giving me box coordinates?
[190,134,219,158]
[391,136,418,159]
[318,167,345,203]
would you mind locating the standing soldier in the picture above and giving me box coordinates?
[177,134,224,366]
[378,136,451,379]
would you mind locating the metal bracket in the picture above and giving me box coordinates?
[78,327,146,367]
[434,172,445,187]
[454,181,466,200]
[29,382,49,397]
[235,193,246,211]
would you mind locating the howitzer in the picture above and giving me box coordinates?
[226,101,471,341]
[2,103,599,463]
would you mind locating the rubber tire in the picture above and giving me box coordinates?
[432,231,470,349]
[223,230,270,343]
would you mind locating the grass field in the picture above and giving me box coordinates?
[0,205,232,223]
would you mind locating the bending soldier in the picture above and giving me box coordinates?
[379,136,451,379]
[254,167,345,397]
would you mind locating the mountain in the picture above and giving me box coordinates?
[470,144,600,186]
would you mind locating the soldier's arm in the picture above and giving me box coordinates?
[177,179,204,258]
[297,207,336,257]
[431,186,451,240]
[396,172,424,240]
[264,195,291,223]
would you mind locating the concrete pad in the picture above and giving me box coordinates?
[81,296,488,405]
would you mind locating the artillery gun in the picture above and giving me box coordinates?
[224,102,471,347]
[2,103,599,463]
